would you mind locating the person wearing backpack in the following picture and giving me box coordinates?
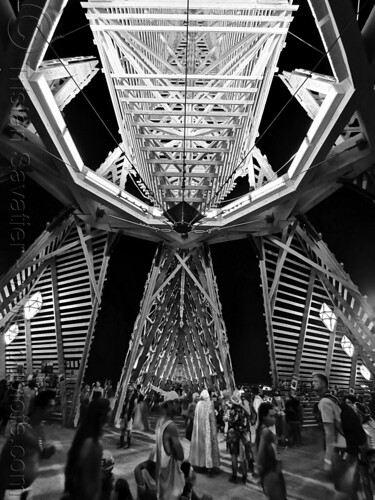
[312,373,368,499]
[312,372,347,472]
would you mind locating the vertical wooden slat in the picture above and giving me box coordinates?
[292,270,316,381]
[349,347,358,391]
[259,238,278,387]
[325,311,338,380]
[24,319,33,377]
[50,258,67,426]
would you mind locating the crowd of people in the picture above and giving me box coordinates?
[0,373,375,499]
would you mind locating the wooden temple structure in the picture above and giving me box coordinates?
[0,0,375,426]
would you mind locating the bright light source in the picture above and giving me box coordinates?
[24,292,43,320]
[4,324,19,345]
[341,335,354,358]
[150,207,164,217]
[319,303,337,333]
[204,209,221,218]
[360,364,371,381]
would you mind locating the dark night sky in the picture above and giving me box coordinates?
[1,1,375,386]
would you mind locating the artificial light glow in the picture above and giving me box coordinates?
[150,207,164,217]
[4,324,19,345]
[319,303,337,333]
[341,335,354,358]
[360,364,371,381]
[24,292,43,320]
[204,208,221,218]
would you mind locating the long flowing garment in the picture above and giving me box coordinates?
[133,401,150,432]
[189,400,220,469]
[155,418,185,500]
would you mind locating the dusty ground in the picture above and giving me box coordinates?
[0,416,335,500]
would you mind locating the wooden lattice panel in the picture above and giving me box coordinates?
[0,214,111,424]
[261,220,375,390]
[113,243,234,424]
[83,0,297,210]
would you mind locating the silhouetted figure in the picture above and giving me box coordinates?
[0,389,56,500]
[63,398,111,500]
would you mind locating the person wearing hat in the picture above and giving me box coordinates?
[227,389,253,484]
[189,390,220,474]
[154,391,185,500]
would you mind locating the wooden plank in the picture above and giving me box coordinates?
[83,1,298,10]
[153,172,217,178]
[135,134,236,140]
[50,258,67,426]
[349,347,358,390]
[87,13,293,22]
[113,248,162,425]
[142,147,229,153]
[158,185,212,191]
[74,220,101,302]
[0,262,48,314]
[142,320,176,386]
[268,236,360,294]
[259,239,278,386]
[268,222,298,312]
[24,320,33,377]
[117,85,257,93]
[68,232,110,426]
[135,297,179,382]
[174,252,219,315]
[292,270,316,381]
[124,97,251,105]
[92,25,288,35]
[131,122,242,129]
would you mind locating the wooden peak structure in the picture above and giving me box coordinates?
[113,243,234,425]
[1,0,375,424]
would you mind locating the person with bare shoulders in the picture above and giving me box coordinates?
[0,389,56,500]
[62,398,111,500]
[154,391,185,500]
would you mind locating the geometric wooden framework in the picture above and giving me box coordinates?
[83,0,297,210]
[259,217,375,391]
[113,243,234,425]
[0,211,112,426]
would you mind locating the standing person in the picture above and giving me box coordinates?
[189,390,220,474]
[333,397,368,499]
[79,384,91,425]
[0,389,56,500]
[23,379,37,418]
[185,393,199,441]
[104,380,113,399]
[117,382,138,449]
[227,390,253,484]
[256,402,287,500]
[0,380,21,435]
[62,398,111,500]
[285,391,302,446]
[272,390,286,445]
[155,391,185,500]
[250,386,263,444]
[133,393,150,432]
[91,381,104,401]
[312,372,347,472]
[252,387,263,417]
